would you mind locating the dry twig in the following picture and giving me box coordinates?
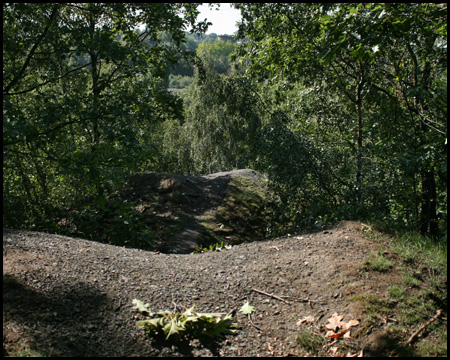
[251,288,292,304]
[247,314,264,331]
[288,296,325,304]
[403,309,443,346]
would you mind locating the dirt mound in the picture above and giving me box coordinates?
[5,170,446,356]
[115,169,271,253]
[4,221,445,357]
[3,221,385,357]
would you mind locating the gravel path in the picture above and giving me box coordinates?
[4,221,383,356]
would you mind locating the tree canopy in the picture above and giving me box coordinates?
[3,3,447,242]
[233,3,447,236]
[3,3,208,229]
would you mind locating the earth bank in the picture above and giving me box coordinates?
[4,220,417,357]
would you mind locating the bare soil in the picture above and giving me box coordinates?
[2,170,420,356]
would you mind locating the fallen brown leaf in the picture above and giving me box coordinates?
[326,312,344,332]
[329,329,346,339]
[344,319,360,330]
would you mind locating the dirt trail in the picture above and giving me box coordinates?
[3,220,406,357]
[113,169,271,253]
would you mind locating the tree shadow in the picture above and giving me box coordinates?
[3,274,153,356]
[143,331,226,357]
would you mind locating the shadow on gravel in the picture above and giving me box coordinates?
[3,274,152,357]
[143,332,225,357]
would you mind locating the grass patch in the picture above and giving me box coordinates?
[388,285,405,300]
[348,293,394,325]
[414,330,448,357]
[296,329,324,352]
[355,225,447,357]
[362,250,394,272]
[390,232,447,265]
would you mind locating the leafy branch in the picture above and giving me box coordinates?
[132,299,237,340]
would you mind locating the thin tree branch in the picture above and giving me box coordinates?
[251,288,292,304]
[403,309,443,346]
[6,63,91,96]
[3,5,59,94]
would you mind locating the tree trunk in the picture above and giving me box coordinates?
[419,167,438,237]
[355,65,365,206]
[89,19,101,152]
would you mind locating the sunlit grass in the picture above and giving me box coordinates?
[355,225,447,357]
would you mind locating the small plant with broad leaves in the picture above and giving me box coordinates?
[132,299,237,340]
[193,241,232,253]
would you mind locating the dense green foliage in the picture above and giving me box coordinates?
[3,3,207,232]
[158,66,261,175]
[197,40,237,75]
[232,3,447,237]
[3,3,447,244]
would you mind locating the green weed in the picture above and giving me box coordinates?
[354,227,447,356]
[193,241,231,253]
[132,300,237,341]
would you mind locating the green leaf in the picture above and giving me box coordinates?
[239,301,255,315]
[206,317,237,337]
[349,6,358,15]
[137,317,164,330]
[133,301,237,340]
[183,306,197,316]
[163,318,185,339]
[132,299,152,313]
